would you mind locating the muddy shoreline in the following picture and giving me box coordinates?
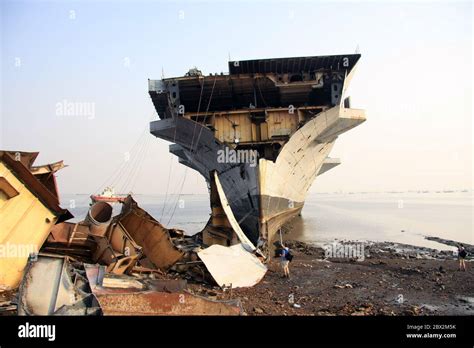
[1,238,472,316]
[232,238,474,316]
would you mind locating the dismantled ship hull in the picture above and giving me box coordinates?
[149,54,366,251]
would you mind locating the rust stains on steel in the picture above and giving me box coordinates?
[42,195,185,274]
[84,264,242,316]
[0,151,72,219]
[106,255,139,275]
[85,201,113,237]
[43,222,96,260]
[117,196,185,270]
[94,291,242,316]
[2,146,269,316]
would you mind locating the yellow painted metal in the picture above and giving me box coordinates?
[211,109,299,144]
[0,162,57,289]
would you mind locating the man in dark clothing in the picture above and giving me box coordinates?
[458,244,467,271]
[275,242,291,278]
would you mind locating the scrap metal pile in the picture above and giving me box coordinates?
[0,151,267,316]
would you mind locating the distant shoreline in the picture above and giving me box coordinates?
[61,190,473,196]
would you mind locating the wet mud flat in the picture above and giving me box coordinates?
[1,239,472,316]
[233,240,474,316]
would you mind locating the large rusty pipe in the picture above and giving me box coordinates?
[85,202,113,237]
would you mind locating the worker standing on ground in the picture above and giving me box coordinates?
[276,242,292,279]
[458,244,467,271]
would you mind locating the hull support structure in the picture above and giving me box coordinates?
[148,54,366,252]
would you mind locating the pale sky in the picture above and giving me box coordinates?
[1,0,472,194]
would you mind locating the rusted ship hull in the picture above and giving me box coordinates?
[149,54,366,251]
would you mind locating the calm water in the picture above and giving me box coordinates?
[287,191,473,250]
[62,191,473,250]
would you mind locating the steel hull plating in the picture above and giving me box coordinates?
[150,105,365,246]
[148,54,366,249]
[150,116,261,243]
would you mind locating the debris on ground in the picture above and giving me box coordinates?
[8,194,267,316]
[1,149,472,316]
[1,151,267,315]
